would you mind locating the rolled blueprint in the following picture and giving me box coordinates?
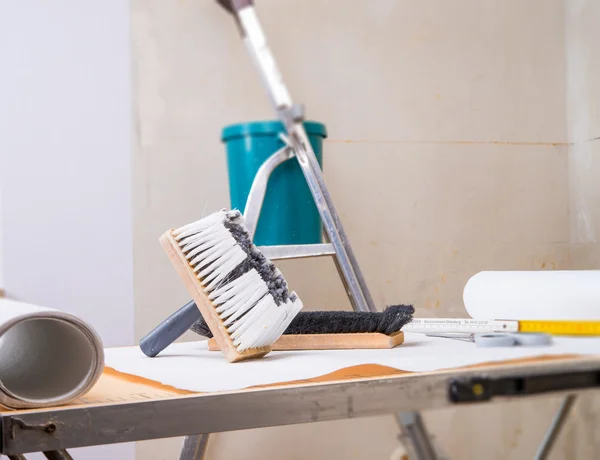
[0,298,104,409]
[463,270,600,321]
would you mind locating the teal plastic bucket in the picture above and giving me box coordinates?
[222,120,327,246]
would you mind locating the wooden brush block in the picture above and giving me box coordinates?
[160,230,271,363]
[207,331,404,351]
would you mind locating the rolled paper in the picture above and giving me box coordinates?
[0,298,104,409]
[463,270,600,321]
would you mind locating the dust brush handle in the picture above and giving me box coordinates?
[139,301,201,357]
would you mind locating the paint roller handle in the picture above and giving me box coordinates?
[139,300,201,357]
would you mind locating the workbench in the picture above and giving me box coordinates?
[2,334,599,459]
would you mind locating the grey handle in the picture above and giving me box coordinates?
[139,301,201,357]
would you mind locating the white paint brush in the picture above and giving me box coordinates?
[159,209,303,362]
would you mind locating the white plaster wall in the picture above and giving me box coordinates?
[0,184,4,292]
[566,0,600,254]
[0,1,135,458]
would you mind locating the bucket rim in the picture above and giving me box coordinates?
[221,120,327,141]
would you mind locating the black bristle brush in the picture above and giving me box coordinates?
[140,303,413,356]
[192,304,414,338]
[201,304,414,351]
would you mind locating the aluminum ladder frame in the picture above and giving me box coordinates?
[179,1,441,457]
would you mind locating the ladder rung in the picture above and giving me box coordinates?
[258,244,335,260]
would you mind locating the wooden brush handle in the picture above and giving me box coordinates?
[160,230,271,363]
[207,332,404,351]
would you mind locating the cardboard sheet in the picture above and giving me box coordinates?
[104,333,600,393]
[0,367,192,412]
[75,367,195,404]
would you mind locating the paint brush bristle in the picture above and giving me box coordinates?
[167,209,302,355]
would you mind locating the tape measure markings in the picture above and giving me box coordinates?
[404,318,600,336]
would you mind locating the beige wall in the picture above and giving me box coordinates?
[567,0,600,254]
[131,0,599,458]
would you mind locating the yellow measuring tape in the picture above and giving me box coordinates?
[405,318,600,336]
[518,320,600,336]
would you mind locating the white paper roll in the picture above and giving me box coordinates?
[0,298,104,409]
[463,270,600,321]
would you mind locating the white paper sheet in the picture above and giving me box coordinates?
[0,298,104,408]
[104,333,600,393]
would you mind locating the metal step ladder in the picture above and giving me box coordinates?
[177,1,442,459]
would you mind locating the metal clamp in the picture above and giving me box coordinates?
[448,370,600,404]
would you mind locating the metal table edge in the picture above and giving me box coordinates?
[1,355,599,454]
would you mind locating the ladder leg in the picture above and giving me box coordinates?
[534,394,577,460]
[291,126,378,313]
[395,412,439,460]
[42,451,74,460]
[226,3,376,313]
[279,128,377,313]
[179,434,210,460]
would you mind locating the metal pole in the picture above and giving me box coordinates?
[42,450,74,460]
[534,394,577,460]
[395,412,438,460]
[7,454,28,460]
[179,434,210,460]
[226,2,377,313]
[279,128,377,313]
